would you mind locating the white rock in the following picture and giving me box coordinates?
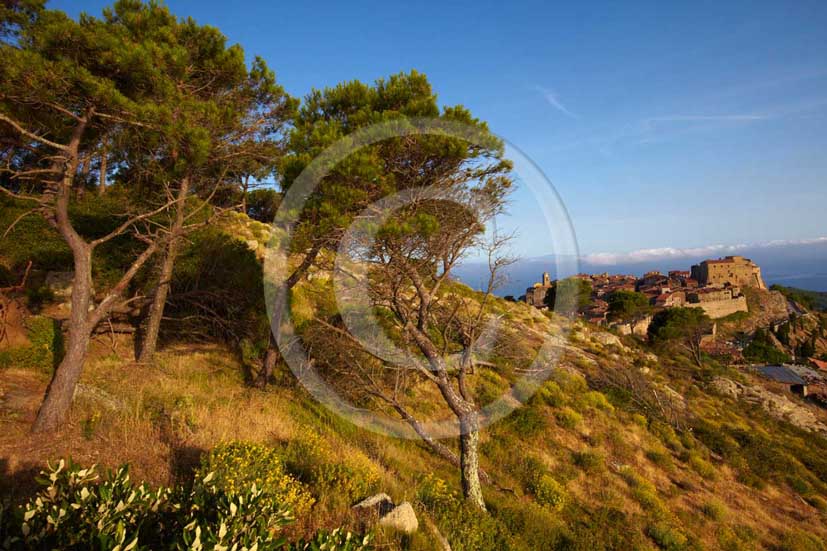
[379,502,419,534]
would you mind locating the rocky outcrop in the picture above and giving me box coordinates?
[353,493,419,534]
[712,377,827,435]
[379,502,419,534]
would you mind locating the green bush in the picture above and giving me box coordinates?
[280,432,380,503]
[0,459,369,550]
[646,521,689,550]
[432,502,514,551]
[700,499,727,521]
[688,454,717,480]
[572,450,604,473]
[0,315,63,372]
[416,474,457,511]
[529,474,568,512]
[506,406,547,437]
[645,449,673,469]
[196,442,315,517]
[779,531,827,551]
[555,407,582,429]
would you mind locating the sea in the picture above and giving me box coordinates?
[453,240,827,298]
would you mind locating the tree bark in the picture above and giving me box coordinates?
[254,243,323,388]
[240,175,249,214]
[31,247,93,432]
[98,146,107,195]
[137,176,189,362]
[32,115,91,433]
[459,412,486,511]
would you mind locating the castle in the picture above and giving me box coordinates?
[524,255,766,322]
[524,272,552,307]
[690,256,766,290]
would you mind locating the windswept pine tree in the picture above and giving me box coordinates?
[0,0,293,430]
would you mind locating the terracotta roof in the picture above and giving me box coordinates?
[809,358,827,371]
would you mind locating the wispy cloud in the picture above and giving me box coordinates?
[535,86,577,119]
[582,237,827,266]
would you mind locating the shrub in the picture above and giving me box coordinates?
[0,315,63,372]
[555,407,582,429]
[1,460,289,550]
[646,521,688,550]
[196,442,315,517]
[579,390,614,412]
[537,381,566,407]
[646,449,673,469]
[417,474,457,512]
[432,502,513,551]
[0,459,369,550]
[688,454,717,480]
[280,432,380,503]
[529,474,568,512]
[506,406,547,437]
[779,531,827,551]
[701,499,728,521]
[572,450,604,473]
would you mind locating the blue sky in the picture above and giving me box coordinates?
[54,0,827,259]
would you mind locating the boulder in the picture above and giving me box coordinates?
[593,332,622,348]
[379,502,419,534]
[353,493,395,518]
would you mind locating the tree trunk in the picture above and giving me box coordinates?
[32,114,91,433]
[138,177,189,362]
[459,412,486,511]
[98,146,107,195]
[255,288,285,388]
[254,243,322,388]
[31,246,93,433]
[240,175,249,214]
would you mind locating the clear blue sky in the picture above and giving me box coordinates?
[53,0,827,259]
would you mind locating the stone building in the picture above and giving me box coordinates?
[524,272,552,307]
[690,256,766,289]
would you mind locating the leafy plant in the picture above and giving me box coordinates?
[196,442,315,517]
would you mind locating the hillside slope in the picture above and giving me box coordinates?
[3,283,827,550]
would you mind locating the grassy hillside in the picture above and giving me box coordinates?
[3,278,827,549]
[2,207,827,549]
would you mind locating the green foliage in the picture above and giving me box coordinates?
[700,499,728,521]
[646,521,689,550]
[529,474,568,512]
[544,277,593,312]
[649,307,712,343]
[771,284,827,312]
[778,531,827,551]
[0,197,70,272]
[164,227,268,349]
[607,290,651,321]
[25,286,54,309]
[504,406,547,437]
[196,442,315,517]
[0,315,62,372]
[555,407,582,430]
[245,189,282,223]
[0,458,369,550]
[289,528,372,551]
[688,454,717,480]
[0,460,292,550]
[279,432,380,504]
[743,328,791,364]
[572,450,604,473]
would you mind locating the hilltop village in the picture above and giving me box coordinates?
[523,255,766,335]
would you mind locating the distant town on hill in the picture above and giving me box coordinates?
[454,239,827,297]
